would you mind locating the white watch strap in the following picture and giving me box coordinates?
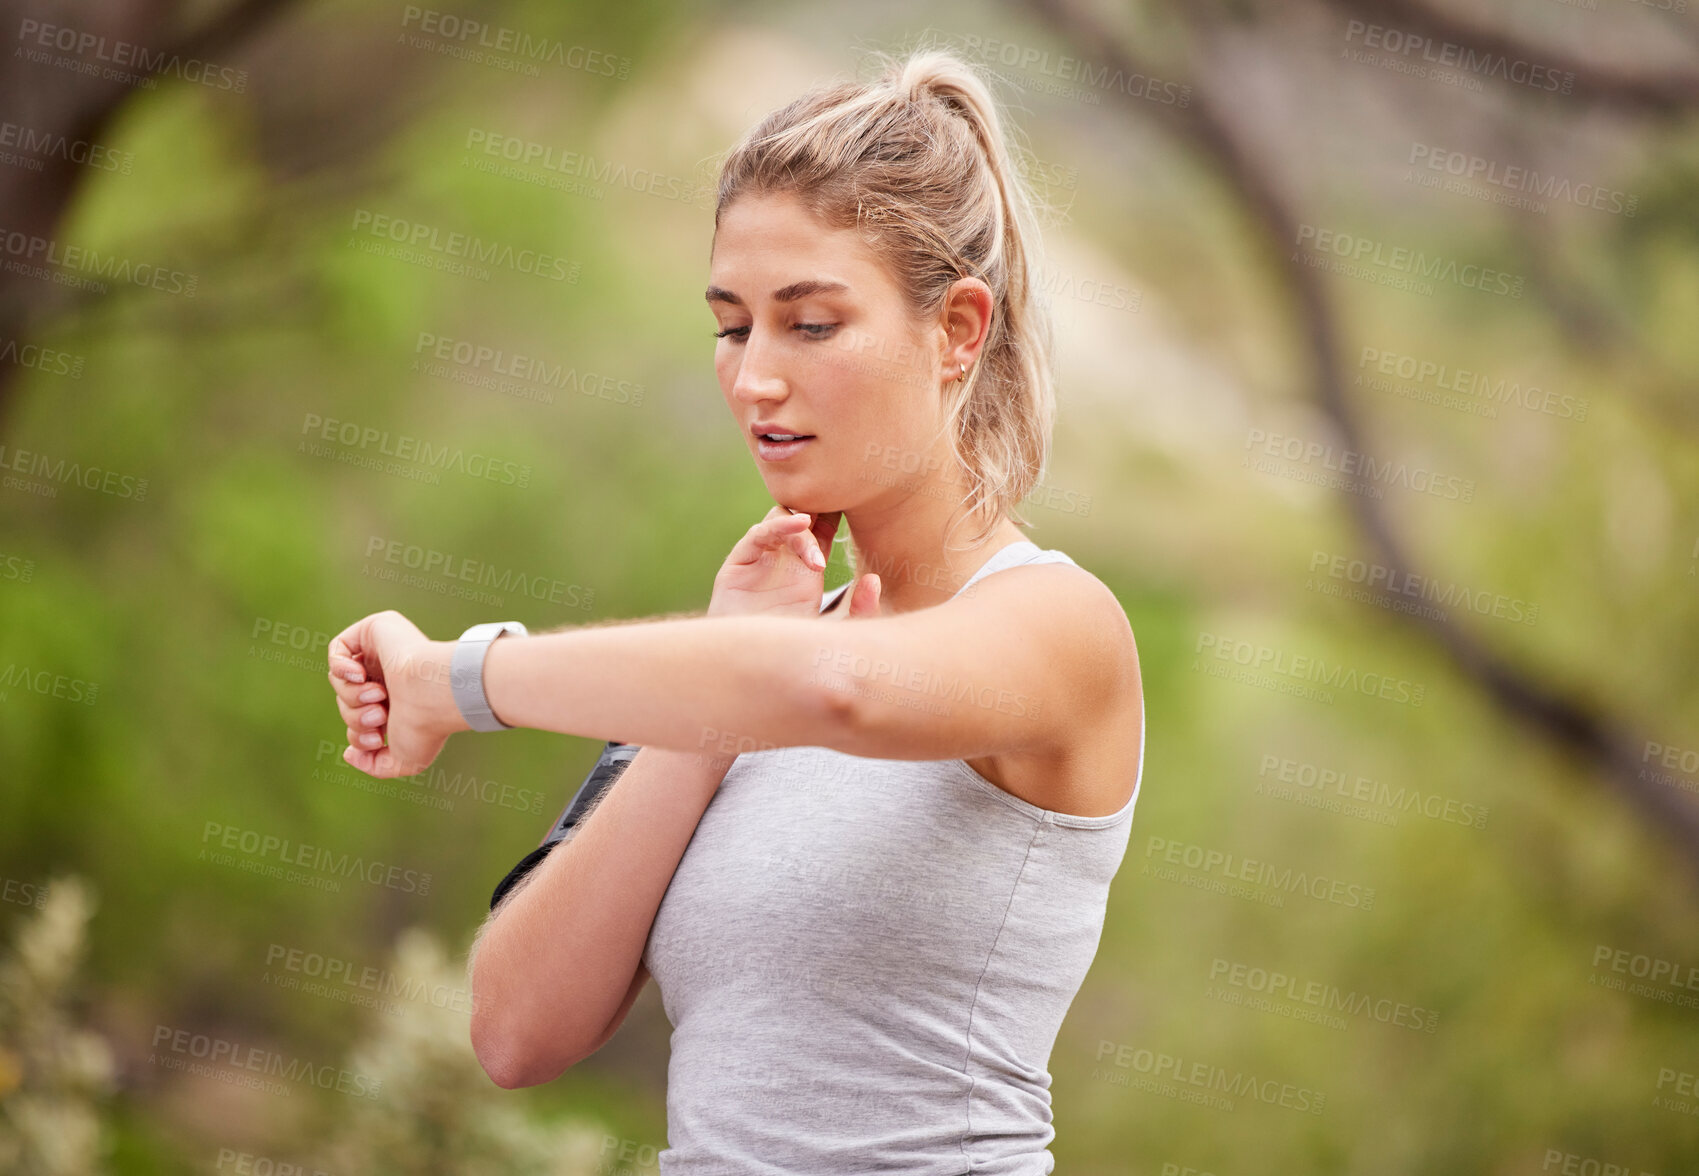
[451,621,528,731]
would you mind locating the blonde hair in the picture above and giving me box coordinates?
[712,46,1058,551]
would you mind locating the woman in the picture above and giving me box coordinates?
[326,47,1145,1174]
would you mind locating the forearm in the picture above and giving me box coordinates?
[470,744,732,1084]
[437,614,847,753]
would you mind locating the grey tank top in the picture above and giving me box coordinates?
[642,539,1145,1174]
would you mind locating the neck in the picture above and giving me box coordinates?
[841,489,1026,614]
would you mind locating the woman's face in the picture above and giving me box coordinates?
[706,190,952,516]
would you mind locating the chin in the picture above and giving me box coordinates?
[760,482,837,516]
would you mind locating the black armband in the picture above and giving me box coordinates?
[489,741,640,911]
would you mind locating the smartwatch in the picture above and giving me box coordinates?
[451,621,529,731]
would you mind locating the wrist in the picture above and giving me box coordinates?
[408,639,471,738]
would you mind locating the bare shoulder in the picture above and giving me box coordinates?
[962,560,1140,700]
[951,560,1144,818]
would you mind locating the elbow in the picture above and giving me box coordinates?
[469,1001,537,1089]
[470,1010,585,1089]
[474,1041,535,1091]
[480,1055,569,1091]
[469,965,589,1089]
[478,1055,568,1092]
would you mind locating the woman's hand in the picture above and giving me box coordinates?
[326,609,463,779]
[708,506,881,620]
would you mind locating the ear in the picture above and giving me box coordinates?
[938,277,994,376]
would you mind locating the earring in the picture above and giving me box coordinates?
[956,361,968,382]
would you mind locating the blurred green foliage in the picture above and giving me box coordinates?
[2,1,1698,1173]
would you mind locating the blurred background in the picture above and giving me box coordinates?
[2,0,1697,1172]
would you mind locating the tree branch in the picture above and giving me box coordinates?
[1018,0,1699,884]
[1328,0,1699,117]
[0,0,297,429]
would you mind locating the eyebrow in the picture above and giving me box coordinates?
[704,279,851,307]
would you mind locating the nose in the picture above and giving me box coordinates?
[729,328,789,409]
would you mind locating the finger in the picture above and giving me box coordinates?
[752,514,820,571]
[771,511,811,529]
[327,671,386,709]
[810,511,843,566]
[727,512,812,567]
[327,616,372,683]
[761,512,813,542]
[855,573,881,616]
[767,509,826,569]
[342,742,401,779]
[838,573,882,619]
[827,572,868,619]
[347,723,385,750]
[336,696,387,729]
[787,526,827,571]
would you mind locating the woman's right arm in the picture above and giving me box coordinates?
[462,507,869,1088]
[469,744,732,1088]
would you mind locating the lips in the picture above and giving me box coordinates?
[754,434,814,462]
[751,422,815,442]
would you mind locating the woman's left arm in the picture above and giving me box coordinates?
[333,563,1133,776]
[794,562,1136,761]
